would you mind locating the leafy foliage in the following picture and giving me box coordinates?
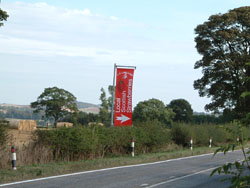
[193,113,222,124]
[194,6,250,117]
[99,87,113,126]
[210,122,250,187]
[133,98,175,126]
[0,8,8,27]
[35,121,171,160]
[170,123,191,147]
[167,99,193,122]
[193,111,238,124]
[31,87,78,127]
[0,119,9,147]
[63,111,99,126]
[194,7,250,186]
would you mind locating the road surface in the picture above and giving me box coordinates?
[0,150,245,188]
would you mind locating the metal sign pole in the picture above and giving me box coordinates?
[110,64,117,127]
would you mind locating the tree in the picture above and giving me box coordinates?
[99,87,110,126]
[31,87,78,127]
[99,87,109,125]
[193,6,250,118]
[63,111,99,126]
[195,7,250,187]
[133,98,175,126]
[0,8,9,27]
[167,99,193,123]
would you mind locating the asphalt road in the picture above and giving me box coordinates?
[0,150,245,188]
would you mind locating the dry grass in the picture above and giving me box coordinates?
[0,128,52,169]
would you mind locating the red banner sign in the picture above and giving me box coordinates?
[114,68,134,126]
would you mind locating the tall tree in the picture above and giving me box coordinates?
[0,8,8,27]
[193,6,250,118]
[167,99,193,123]
[99,87,110,125]
[133,98,175,126]
[31,87,78,127]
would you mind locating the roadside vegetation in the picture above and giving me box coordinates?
[1,120,250,184]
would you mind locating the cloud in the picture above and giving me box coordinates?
[0,2,197,66]
[0,1,210,112]
[65,8,92,16]
[110,16,119,21]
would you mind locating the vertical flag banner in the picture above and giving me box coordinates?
[114,68,134,126]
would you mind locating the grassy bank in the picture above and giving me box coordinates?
[0,146,217,184]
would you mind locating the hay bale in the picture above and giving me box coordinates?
[88,122,104,127]
[7,119,37,131]
[56,122,73,128]
[19,120,37,131]
[8,119,19,129]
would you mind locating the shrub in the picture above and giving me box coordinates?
[170,123,191,147]
[34,120,172,161]
[0,119,9,148]
[134,120,171,152]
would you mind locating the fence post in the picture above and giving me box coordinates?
[190,137,193,151]
[11,146,17,170]
[209,138,212,148]
[131,137,135,157]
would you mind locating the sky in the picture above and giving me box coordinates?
[0,0,249,112]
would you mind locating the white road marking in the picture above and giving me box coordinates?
[0,150,242,187]
[146,166,219,188]
[140,184,149,187]
[146,158,246,188]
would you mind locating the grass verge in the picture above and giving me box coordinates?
[0,146,218,184]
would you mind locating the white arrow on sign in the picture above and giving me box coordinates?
[116,114,130,123]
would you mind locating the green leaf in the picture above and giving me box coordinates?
[231,144,235,151]
[210,167,221,176]
[234,161,241,170]
[241,92,250,98]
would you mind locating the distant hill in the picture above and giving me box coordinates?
[0,101,99,109]
[76,101,99,109]
[0,101,100,119]
[76,101,100,114]
[0,103,30,108]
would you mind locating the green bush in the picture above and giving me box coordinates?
[0,119,9,148]
[170,123,191,147]
[134,120,171,152]
[35,127,98,160]
[170,123,248,147]
[35,120,172,161]
[34,121,250,163]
